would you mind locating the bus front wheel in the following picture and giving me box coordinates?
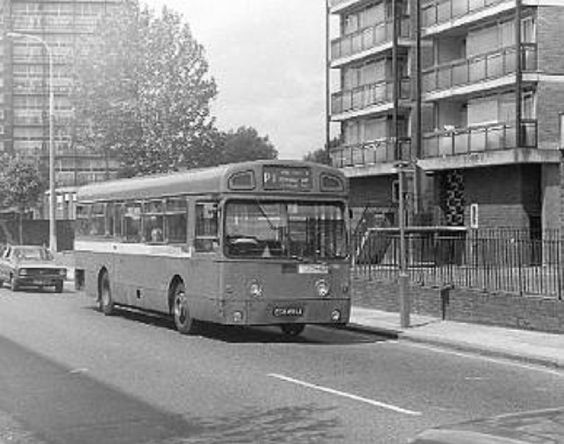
[172,283,198,335]
[280,324,305,337]
[99,272,115,315]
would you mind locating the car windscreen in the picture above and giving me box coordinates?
[13,248,53,261]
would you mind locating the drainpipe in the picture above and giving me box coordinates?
[515,0,522,147]
[414,0,422,214]
[392,0,399,159]
[325,0,331,154]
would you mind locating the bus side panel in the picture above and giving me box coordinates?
[75,249,115,301]
[109,253,222,320]
[183,257,222,323]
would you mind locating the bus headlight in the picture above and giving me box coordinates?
[233,311,243,323]
[315,279,330,298]
[331,309,341,322]
[248,280,263,298]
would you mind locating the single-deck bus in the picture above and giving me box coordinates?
[74,160,350,336]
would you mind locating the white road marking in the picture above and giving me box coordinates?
[268,373,421,416]
[400,342,564,378]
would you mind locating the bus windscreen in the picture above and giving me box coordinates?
[224,200,347,260]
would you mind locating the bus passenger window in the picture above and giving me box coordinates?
[124,203,142,242]
[91,203,106,236]
[142,200,164,243]
[76,204,91,237]
[195,202,218,252]
[165,198,187,243]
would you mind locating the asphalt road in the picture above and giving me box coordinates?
[0,285,563,444]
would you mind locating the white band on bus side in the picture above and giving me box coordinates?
[74,240,193,258]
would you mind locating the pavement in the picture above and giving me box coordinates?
[349,306,564,370]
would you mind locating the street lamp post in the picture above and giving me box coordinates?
[7,32,56,252]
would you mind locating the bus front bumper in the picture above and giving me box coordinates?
[218,299,351,326]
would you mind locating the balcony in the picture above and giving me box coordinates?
[330,138,412,168]
[422,0,514,34]
[422,120,537,158]
[332,78,410,118]
[331,17,410,66]
[422,44,537,98]
[329,0,374,14]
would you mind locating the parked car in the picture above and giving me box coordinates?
[0,245,66,293]
[408,407,564,443]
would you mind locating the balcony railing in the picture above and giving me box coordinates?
[423,44,537,93]
[330,138,412,168]
[422,0,509,29]
[422,120,537,158]
[332,78,410,115]
[331,17,410,61]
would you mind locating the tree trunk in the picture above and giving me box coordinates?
[18,211,23,245]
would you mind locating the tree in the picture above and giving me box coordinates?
[71,1,218,177]
[0,157,44,244]
[219,126,278,164]
[303,148,331,165]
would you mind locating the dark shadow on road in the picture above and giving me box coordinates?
[150,405,344,444]
[83,305,389,345]
[0,335,198,444]
[0,335,345,444]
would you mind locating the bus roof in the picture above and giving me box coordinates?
[77,160,348,202]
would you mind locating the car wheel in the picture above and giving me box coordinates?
[98,272,114,315]
[172,282,198,334]
[280,324,305,337]
[54,281,63,293]
[9,275,19,292]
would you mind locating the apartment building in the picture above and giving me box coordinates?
[328,0,564,235]
[0,0,121,188]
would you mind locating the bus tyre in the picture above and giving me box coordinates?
[99,272,115,315]
[54,281,63,293]
[281,324,305,337]
[9,276,19,292]
[172,283,197,335]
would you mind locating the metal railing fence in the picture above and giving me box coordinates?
[353,228,563,299]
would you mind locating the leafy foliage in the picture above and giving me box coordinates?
[0,157,44,212]
[303,148,331,165]
[218,126,278,164]
[71,1,218,176]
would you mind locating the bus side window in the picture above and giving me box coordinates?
[76,204,91,237]
[124,202,142,243]
[165,197,188,244]
[195,202,218,252]
[142,200,165,243]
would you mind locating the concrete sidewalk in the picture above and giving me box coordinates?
[349,306,564,369]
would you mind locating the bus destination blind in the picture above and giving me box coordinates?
[263,166,312,191]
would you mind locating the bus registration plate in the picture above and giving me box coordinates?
[298,264,328,274]
[273,306,304,317]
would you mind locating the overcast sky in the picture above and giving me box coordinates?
[143,0,329,159]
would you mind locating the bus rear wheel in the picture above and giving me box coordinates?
[172,283,198,335]
[280,324,305,337]
[99,272,115,315]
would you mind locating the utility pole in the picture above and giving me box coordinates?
[397,162,410,328]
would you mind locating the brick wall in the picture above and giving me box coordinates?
[536,82,564,150]
[536,6,564,75]
[462,165,539,229]
[0,219,74,251]
[352,276,564,333]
